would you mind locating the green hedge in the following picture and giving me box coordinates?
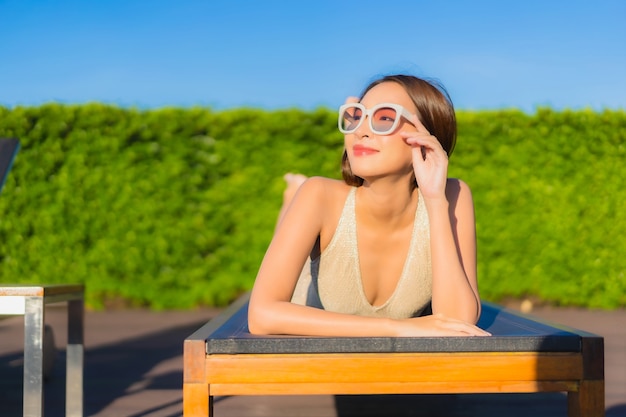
[453,109,626,309]
[0,104,624,309]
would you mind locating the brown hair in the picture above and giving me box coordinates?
[341,75,457,190]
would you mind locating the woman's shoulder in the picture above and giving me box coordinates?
[445,178,473,196]
[295,177,353,224]
[444,178,474,214]
[299,176,352,199]
[297,177,353,249]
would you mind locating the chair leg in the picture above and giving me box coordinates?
[23,296,45,417]
[568,380,604,417]
[183,383,210,417]
[42,324,57,380]
[66,298,84,417]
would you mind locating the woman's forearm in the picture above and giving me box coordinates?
[248,299,396,337]
[248,296,489,337]
[425,197,480,323]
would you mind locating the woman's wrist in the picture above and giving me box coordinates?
[382,317,401,337]
[423,196,449,215]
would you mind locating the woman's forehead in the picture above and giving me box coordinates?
[361,82,414,109]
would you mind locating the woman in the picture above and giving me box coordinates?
[248,74,489,337]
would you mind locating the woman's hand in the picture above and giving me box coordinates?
[395,314,491,337]
[400,116,449,200]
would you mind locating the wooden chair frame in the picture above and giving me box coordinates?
[183,293,604,417]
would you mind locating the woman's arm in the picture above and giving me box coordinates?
[428,179,481,323]
[402,120,481,324]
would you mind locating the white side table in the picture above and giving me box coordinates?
[0,284,84,417]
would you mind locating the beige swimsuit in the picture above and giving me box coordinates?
[291,187,432,319]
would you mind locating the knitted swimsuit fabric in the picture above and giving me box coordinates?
[293,187,432,319]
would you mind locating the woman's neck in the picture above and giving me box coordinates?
[356,177,418,228]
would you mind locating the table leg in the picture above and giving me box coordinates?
[66,298,84,417]
[23,296,45,417]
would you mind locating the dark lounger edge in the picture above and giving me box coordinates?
[194,292,601,355]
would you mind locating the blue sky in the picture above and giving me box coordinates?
[1,0,625,113]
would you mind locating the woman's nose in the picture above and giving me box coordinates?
[354,116,371,138]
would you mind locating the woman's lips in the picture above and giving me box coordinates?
[353,144,379,156]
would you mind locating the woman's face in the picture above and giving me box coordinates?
[344,82,418,183]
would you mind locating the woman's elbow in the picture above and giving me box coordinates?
[433,298,481,324]
[247,318,269,335]
[459,299,481,324]
[247,303,272,335]
[472,300,482,324]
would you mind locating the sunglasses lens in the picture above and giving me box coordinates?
[340,106,363,132]
[371,106,398,134]
[339,104,403,134]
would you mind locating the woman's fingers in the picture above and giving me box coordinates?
[400,315,491,337]
[403,115,448,158]
[448,321,492,337]
[409,114,430,135]
[401,131,444,152]
[433,314,491,336]
[401,131,449,168]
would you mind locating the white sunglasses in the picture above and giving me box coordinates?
[338,102,415,135]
